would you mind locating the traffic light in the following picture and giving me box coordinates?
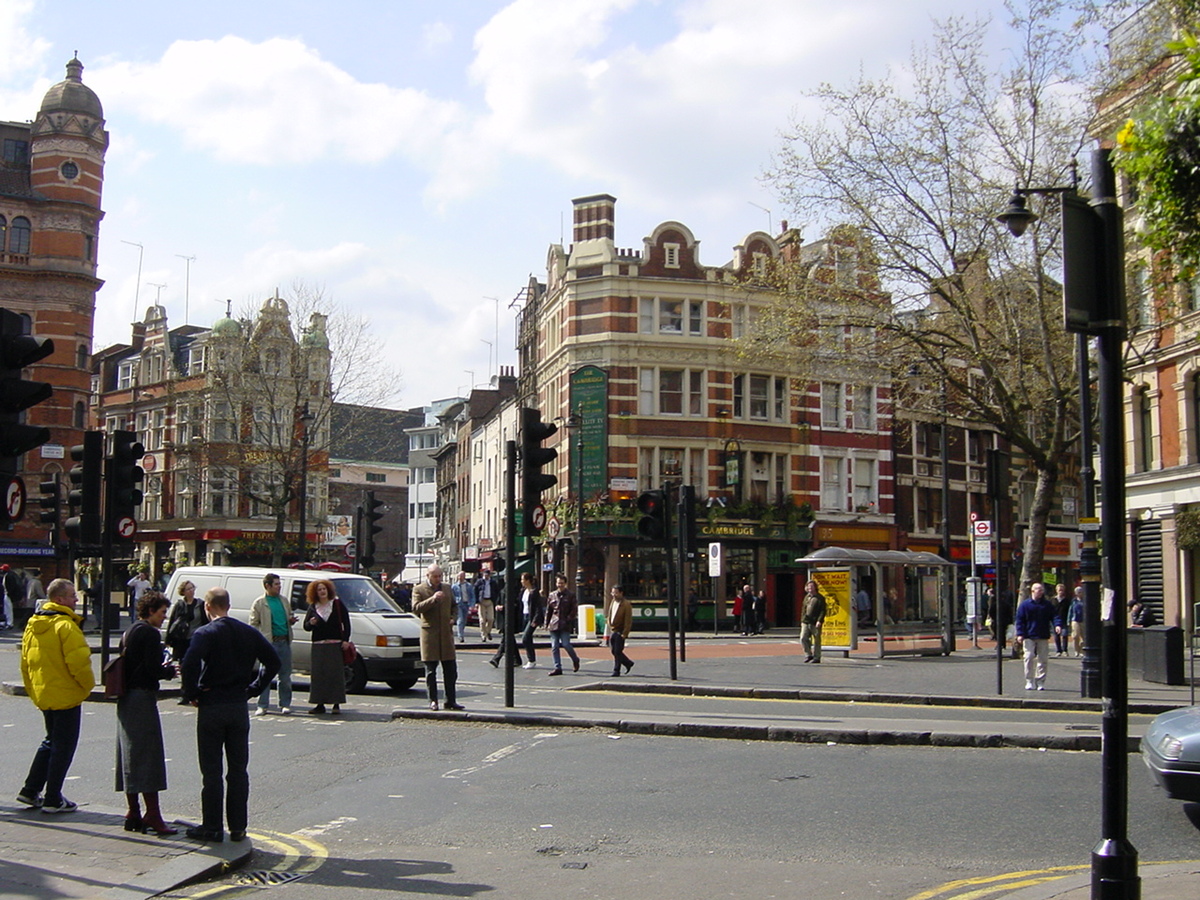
[520,407,557,537]
[360,490,384,569]
[107,430,144,543]
[637,490,668,541]
[65,431,102,547]
[0,307,54,494]
[38,473,60,528]
[677,483,697,559]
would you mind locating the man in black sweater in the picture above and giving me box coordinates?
[181,587,279,843]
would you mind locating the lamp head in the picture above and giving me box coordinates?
[996,191,1038,237]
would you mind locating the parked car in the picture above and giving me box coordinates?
[164,566,423,693]
[1140,704,1200,802]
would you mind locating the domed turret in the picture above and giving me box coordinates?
[211,300,243,338]
[39,57,104,121]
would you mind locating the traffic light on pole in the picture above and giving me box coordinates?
[38,473,60,528]
[360,490,384,569]
[637,490,667,541]
[107,430,144,543]
[520,407,557,537]
[677,483,697,559]
[65,431,102,547]
[0,308,54,518]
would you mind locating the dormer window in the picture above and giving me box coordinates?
[752,252,768,278]
[664,242,680,268]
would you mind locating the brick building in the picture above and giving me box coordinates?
[0,57,107,579]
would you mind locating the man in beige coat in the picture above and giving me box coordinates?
[411,564,463,711]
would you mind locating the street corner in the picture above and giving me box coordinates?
[906,861,1200,900]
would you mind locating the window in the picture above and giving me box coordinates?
[329,468,342,479]
[664,242,680,268]
[1188,275,1200,314]
[1137,386,1153,472]
[749,375,769,419]
[640,368,704,417]
[1132,266,1152,330]
[640,298,700,336]
[206,468,238,516]
[733,374,745,418]
[210,401,234,442]
[0,215,5,252]
[688,301,703,336]
[74,401,86,429]
[366,472,386,483]
[730,303,759,339]
[752,252,768,278]
[659,369,683,414]
[689,370,704,416]
[852,385,875,430]
[3,138,29,165]
[822,383,843,428]
[9,217,30,255]
[835,245,857,286]
[774,377,786,420]
[853,459,876,510]
[821,457,844,511]
[76,343,88,369]
[117,360,136,391]
[188,345,206,375]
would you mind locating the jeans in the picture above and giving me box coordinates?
[424,659,458,704]
[610,632,633,674]
[456,603,469,643]
[197,702,251,834]
[22,705,82,805]
[257,639,292,710]
[800,622,823,661]
[549,629,579,671]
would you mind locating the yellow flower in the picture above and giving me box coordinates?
[1116,118,1137,150]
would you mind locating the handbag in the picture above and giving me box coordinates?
[342,641,357,665]
[102,655,125,699]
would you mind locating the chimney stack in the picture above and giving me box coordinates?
[571,194,617,243]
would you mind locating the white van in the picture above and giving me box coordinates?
[163,566,423,692]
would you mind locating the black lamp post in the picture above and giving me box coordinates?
[997,147,1137,899]
[297,402,315,562]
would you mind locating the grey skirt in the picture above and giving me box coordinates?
[309,642,347,704]
[115,688,167,793]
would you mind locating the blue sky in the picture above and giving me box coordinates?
[1,0,1036,407]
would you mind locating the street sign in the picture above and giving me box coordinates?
[973,520,992,538]
[4,476,25,522]
[344,539,356,558]
[529,504,547,532]
[708,542,722,577]
[114,515,137,540]
[547,516,561,540]
[973,538,993,565]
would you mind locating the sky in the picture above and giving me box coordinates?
[0,0,1037,408]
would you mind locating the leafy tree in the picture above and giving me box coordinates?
[763,0,1101,589]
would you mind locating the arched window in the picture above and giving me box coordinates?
[74,401,86,429]
[0,215,6,252]
[9,217,31,255]
[1137,386,1154,472]
[76,343,88,370]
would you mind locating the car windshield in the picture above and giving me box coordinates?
[330,578,403,613]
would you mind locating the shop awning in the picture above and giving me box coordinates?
[795,546,956,567]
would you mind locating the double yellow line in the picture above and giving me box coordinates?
[182,828,329,898]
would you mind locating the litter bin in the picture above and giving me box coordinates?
[577,604,596,640]
[1142,625,1185,685]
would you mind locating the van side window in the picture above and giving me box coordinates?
[290,581,310,611]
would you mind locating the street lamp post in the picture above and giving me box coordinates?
[997,147,1137,899]
[297,403,315,563]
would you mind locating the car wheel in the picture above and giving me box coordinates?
[386,677,419,692]
[343,655,368,693]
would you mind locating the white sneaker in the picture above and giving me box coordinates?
[1025,681,1035,691]
[254,708,268,717]
[280,707,292,715]
[1037,684,1046,691]
[522,662,537,669]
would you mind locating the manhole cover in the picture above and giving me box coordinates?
[235,870,310,887]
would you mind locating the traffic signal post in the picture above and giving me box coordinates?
[0,308,54,528]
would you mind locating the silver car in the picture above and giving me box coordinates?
[1140,705,1200,802]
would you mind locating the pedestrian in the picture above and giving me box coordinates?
[451,571,475,644]
[1014,582,1062,691]
[1052,583,1071,656]
[26,568,46,620]
[754,589,768,634]
[115,591,179,836]
[1128,597,1157,627]
[1069,586,1085,657]
[180,587,279,843]
[165,580,208,663]
[987,587,1016,654]
[2,563,24,630]
[489,571,543,669]
[302,579,351,714]
[17,578,94,814]
[248,572,296,716]
[607,586,634,676]
[731,590,744,633]
[476,569,496,641]
[686,587,699,630]
[854,583,872,627]
[800,580,827,664]
[739,584,755,635]
[411,564,463,710]
[125,569,151,622]
[545,574,581,676]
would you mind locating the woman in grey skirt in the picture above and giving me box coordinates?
[302,579,351,714]
[116,591,178,835]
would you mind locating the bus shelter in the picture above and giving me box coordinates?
[795,546,957,657]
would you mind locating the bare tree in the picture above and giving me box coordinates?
[764,0,1101,589]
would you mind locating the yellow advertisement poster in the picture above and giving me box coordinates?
[812,569,854,649]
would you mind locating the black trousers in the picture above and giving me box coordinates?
[196,702,250,835]
[610,632,633,674]
[424,659,458,704]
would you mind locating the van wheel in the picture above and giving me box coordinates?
[386,677,419,692]
[343,656,368,694]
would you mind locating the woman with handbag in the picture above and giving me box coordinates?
[115,591,178,836]
[302,580,351,714]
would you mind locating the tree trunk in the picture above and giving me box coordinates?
[1020,463,1059,598]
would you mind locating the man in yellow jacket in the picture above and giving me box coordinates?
[18,579,94,814]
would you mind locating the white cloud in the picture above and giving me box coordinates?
[89,36,467,166]
[420,21,454,56]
